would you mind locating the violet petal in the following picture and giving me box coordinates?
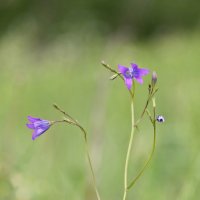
[118,65,128,75]
[125,78,133,90]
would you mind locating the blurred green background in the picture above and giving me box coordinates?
[0,0,200,199]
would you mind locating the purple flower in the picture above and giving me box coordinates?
[118,63,149,90]
[26,116,51,140]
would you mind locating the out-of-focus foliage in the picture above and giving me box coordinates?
[0,28,200,199]
[0,0,200,41]
[0,0,200,199]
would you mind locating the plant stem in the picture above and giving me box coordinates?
[122,97,135,200]
[135,89,158,127]
[76,124,101,200]
[127,121,156,189]
[53,103,101,200]
[127,98,157,189]
[53,103,76,122]
[135,95,151,126]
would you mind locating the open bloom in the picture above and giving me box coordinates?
[26,116,51,140]
[118,63,149,90]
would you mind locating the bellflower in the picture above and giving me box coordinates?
[26,116,52,140]
[118,63,149,90]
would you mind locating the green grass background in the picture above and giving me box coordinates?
[0,28,200,200]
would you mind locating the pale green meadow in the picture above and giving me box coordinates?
[0,28,200,200]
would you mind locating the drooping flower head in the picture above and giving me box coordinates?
[118,63,149,90]
[26,116,52,140]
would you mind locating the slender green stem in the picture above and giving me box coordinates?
[53,103,77,122]
[75,124,101,200]
[135,88,158,127]
[53,104,101,200]
[127,99,157,189]
[127,122,156,189]
[57,119,101,200]
[145,109,153,124]
[122,97,135,200]
[57,121,101,200]
[101,61,119,75]
[135,95,151,127]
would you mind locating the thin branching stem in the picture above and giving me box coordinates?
[53,104,101,200]
[135,88,158,127]
[101,61,159,199]
[122,96,135,200]
[127,98,157,189]
[53,103,77,122]
[75,124,101,200]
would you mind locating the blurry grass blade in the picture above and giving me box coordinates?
[109,73,119,80]
[101,60,118,73]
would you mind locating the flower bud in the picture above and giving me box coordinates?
[156,115,165,123]
[152,71,157,86]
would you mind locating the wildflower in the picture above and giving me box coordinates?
[26,116,52,140]
[118,63,149,90]
[152,71,157,86]
[156,115,165,123]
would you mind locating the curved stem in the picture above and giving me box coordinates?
[122,97,135,200]
[135,95,151,127]
[53,103,76,122]
[135,89,158,127]
[127,99,157,189]
[75,124,101,200]
[54,112,101,200]
[127,121,156,189]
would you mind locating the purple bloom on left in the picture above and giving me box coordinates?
[26,116,51,140]
[118,63,149,90]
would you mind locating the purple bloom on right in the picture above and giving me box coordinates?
[118,63,149,90]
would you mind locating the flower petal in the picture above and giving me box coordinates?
[125,78,133,90]
[32,131,37,140]
[118,65,129,75]
[32,128,46,140]
[34,120,50,129]
[138,68,149,76]
[32,131,41,140]
[134,77,143,84]
[28,116,41,123]
[131,63,138,70]
[26,123,35,129]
